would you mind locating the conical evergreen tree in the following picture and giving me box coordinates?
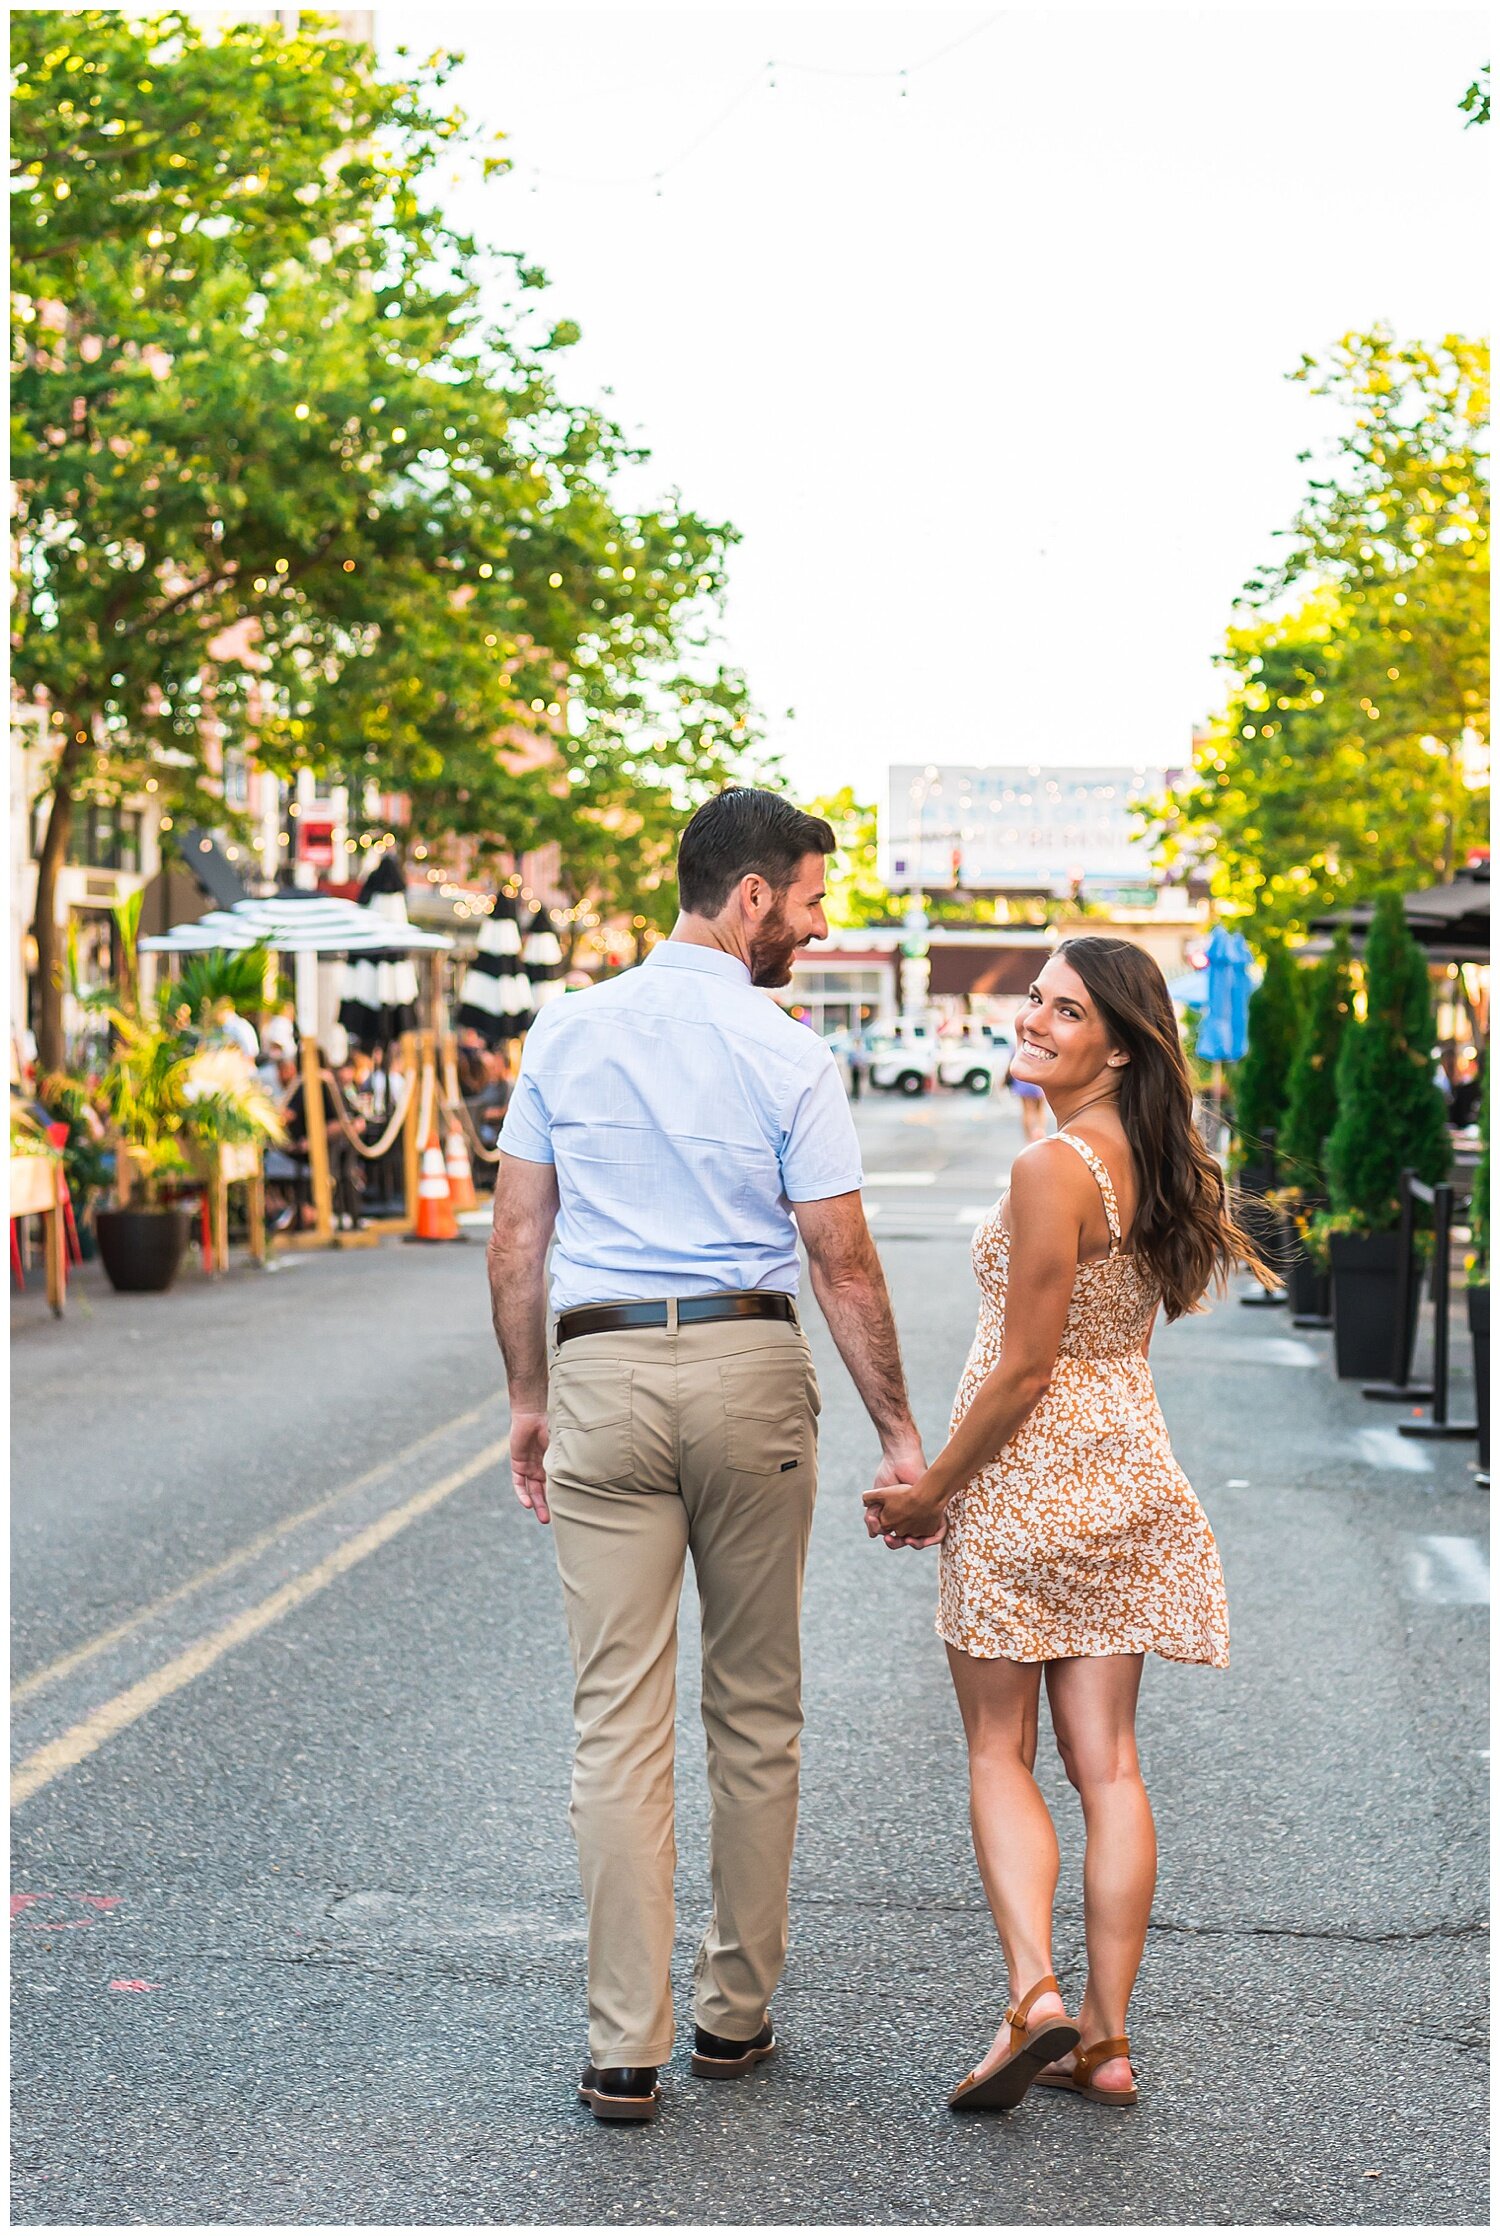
[1234,939,1301,1168]
[1327,892,1451,1229]
[1279,930,1354,1193]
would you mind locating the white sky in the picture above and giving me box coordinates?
[387,2,1489,806]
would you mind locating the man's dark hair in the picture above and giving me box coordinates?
[676,787,836,917]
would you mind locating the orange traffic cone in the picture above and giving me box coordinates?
[409,1133,460,1243]
[443,1116,477,1212]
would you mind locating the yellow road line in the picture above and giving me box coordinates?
[12,1400,500,1706]
[11,1439,507,1810]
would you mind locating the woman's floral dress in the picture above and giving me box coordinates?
[936,1133,1230,1667]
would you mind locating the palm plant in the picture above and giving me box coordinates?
[93,895,284,1206]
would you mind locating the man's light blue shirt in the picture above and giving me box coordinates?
[501,942,863,1313]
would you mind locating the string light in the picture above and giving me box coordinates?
[522,13,1001,192]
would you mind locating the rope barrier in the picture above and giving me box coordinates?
[444,1090,506,1165]
[315,1069,413,1161]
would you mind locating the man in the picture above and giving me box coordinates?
[488,788,925,2123]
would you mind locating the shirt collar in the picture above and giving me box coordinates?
[644,941,752,987]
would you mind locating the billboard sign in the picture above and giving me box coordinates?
[881,764,1171,895]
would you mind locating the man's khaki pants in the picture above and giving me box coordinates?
[546,1310,820,2068]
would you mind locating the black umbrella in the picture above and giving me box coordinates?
[337,850,421,1050]
[456,890,533,1045]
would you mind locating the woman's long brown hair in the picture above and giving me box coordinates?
[1053,935,1270,1320]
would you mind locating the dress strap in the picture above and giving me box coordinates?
[1056,1132,1122,1251]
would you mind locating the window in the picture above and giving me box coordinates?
[33,801,147,873]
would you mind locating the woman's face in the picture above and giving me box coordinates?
[1009,955,1124,1098]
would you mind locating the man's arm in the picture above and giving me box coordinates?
[487,1151,561,1524]
[791,1191,925,1487]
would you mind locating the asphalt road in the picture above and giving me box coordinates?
[11,1089,1489,2226]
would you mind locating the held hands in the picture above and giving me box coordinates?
[865,1435,945,1550]
[508,1408,551,1525]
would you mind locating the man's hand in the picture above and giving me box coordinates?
[866,1436,941,1549]
[863,1478,946,1550]
[509,1409,551,1525]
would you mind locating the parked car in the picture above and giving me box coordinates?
[936,1043,997,1095]
[867,1035,937,1096]
[934,1026,1013,1096]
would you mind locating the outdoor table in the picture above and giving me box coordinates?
[10,1151,67,1316]
[189,1139,267,1272]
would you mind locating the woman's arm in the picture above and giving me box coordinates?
[864,1142,1086,1543]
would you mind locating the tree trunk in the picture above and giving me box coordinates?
[30,726,88,1077]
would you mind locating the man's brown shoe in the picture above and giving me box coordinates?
[691,2018,776,2077]
[577,2064,660,2121]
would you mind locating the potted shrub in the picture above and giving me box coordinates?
[1321,892,1450,1379]
[92,897,283,1294]
[1467,1055,1488,1475]
[1231,939,1301,1296]
[1275,931,1354,1323]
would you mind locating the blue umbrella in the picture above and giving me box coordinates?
[1195,925,1253,1063]
[1165,966,1208,1010]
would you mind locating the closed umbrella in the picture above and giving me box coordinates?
[456,890,533,1046]
[523,905,566,1015]
[1195,925,1253,1064]
[337,852,423,1052]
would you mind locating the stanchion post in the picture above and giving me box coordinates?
[400,1028,421,1232]
[301,1032,335,1246]
[1364,1169,1434,1401]
[1400,1182,1479,1441]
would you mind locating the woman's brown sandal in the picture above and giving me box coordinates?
[1035,2033,1139,2106]
[947,1974,1081,2112]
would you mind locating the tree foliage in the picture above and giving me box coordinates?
[1326,894,1450,1230]
[12,10,756,1067]
[1146,330,1489,935]
[807,789,897,929]
[1233,940,1301,1164]
[1279,929,1353,1192]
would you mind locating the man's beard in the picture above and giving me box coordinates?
[748,900,801,988]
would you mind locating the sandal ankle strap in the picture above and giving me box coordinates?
[1004,1973,1062,2039]
[1073,2036,1131,2086]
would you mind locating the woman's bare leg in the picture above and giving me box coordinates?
[946,1645,1067,2071]
[1019,1094,1048,1143]
[1044,1653,1154,2093]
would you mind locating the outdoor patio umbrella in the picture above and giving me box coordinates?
[523,904,566,1015]
[1308,865,1490,963]
[1165,966,1209,1010]
[1194,924,1253,1064]
[337,852,424,1051]
[456,890,533,1045]
[140,893,453,956]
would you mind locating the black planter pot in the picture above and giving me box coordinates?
[1469,1286,1489,1473]
[1328,1230,1420,1382]
[1287,1252,1331,1323]
[94,1207,192,1294]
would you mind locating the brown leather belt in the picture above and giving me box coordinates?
[556,1293,797,1345]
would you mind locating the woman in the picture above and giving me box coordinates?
[865,937,1264,2114]
[1004,1035,1049,1142]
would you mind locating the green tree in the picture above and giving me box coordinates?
[1459,65,1489,127]
[1326,893,1450,1230]
[806,790,897,928]
[1233,940,1301,1166]
[12,11,750,1069]
[1279,929,1354,1192]
[1146,330,1489,932]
